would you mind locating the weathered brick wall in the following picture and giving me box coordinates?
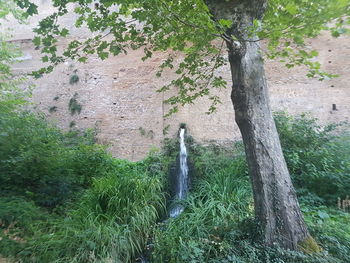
[3,1,350,160]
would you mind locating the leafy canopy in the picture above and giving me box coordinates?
[14,0,350,113]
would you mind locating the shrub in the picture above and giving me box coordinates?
[0,197,52,258]
[0,110,112,208]
[19,157,166,263]
[303,206,350,263]
[274,112,350,205]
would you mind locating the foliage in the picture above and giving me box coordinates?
[15,155,166,263]
[0,0,29,113]
[0,197,53,258]
[48,105,57,113]
[0,112,349,262]
[68,92,82,115]
[13,0,350,114]
[152,145,253,263]
[0,78,168,262]
[260,0,349,79]
[69,69,79,85]
[153,139,350,263]
[0,109,112,208]
[0,197,49,233]
[303,206,350,263]
[275,112,350,205]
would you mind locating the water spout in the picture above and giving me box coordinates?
[169,128,189,218]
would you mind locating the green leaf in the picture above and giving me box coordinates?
[218,19,232,28]
[310,50,318,57]
[41,56,49,62]
[32,36,41,47]
[98,52,109,60]
[78,57,87,63]
[285,3,298,15]
[60,28,69,37]
[26,3,38,16]
[317,210,330,220]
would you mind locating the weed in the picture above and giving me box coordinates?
[163,124,170,135]
[69,70,79,85]
[48,106,57,113]
[139,127,155,139]
[139,126,146,136]
[68,93,82,115]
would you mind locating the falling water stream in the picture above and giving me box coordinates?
[137,128,189,262]
[169,128,189,218]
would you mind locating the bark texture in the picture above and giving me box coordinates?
[207,0,310,250]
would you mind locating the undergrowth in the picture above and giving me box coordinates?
[1,111,349,263]
[275,112,350,205]
[0,107,168,262]
[18,156,166,263]
[152,146,252,263]
[0,110,111,208]
[151,113,350,263]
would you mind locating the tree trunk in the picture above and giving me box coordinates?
[227,36,310,250]
[207,0,311,250]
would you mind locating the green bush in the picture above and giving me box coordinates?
[0,197,52,258]
[303,206,350,263]
[0,110,112,208]
[274,112,350,205]
[0,197,49,232]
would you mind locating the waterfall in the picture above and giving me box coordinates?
[169,128,189,218]
[136,128,189,262]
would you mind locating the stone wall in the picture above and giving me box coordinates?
[3,1,350,160]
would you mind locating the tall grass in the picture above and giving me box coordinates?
[19,156,167,263]
[152,146,253,263]
[152,113,350,263]
[2,111,349,263]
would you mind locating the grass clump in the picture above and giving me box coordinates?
[298,236,322,254]
[152,145,252,263]
[20,156,166,263]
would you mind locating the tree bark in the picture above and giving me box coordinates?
[207,0,311,250]
[227,36,310,250]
